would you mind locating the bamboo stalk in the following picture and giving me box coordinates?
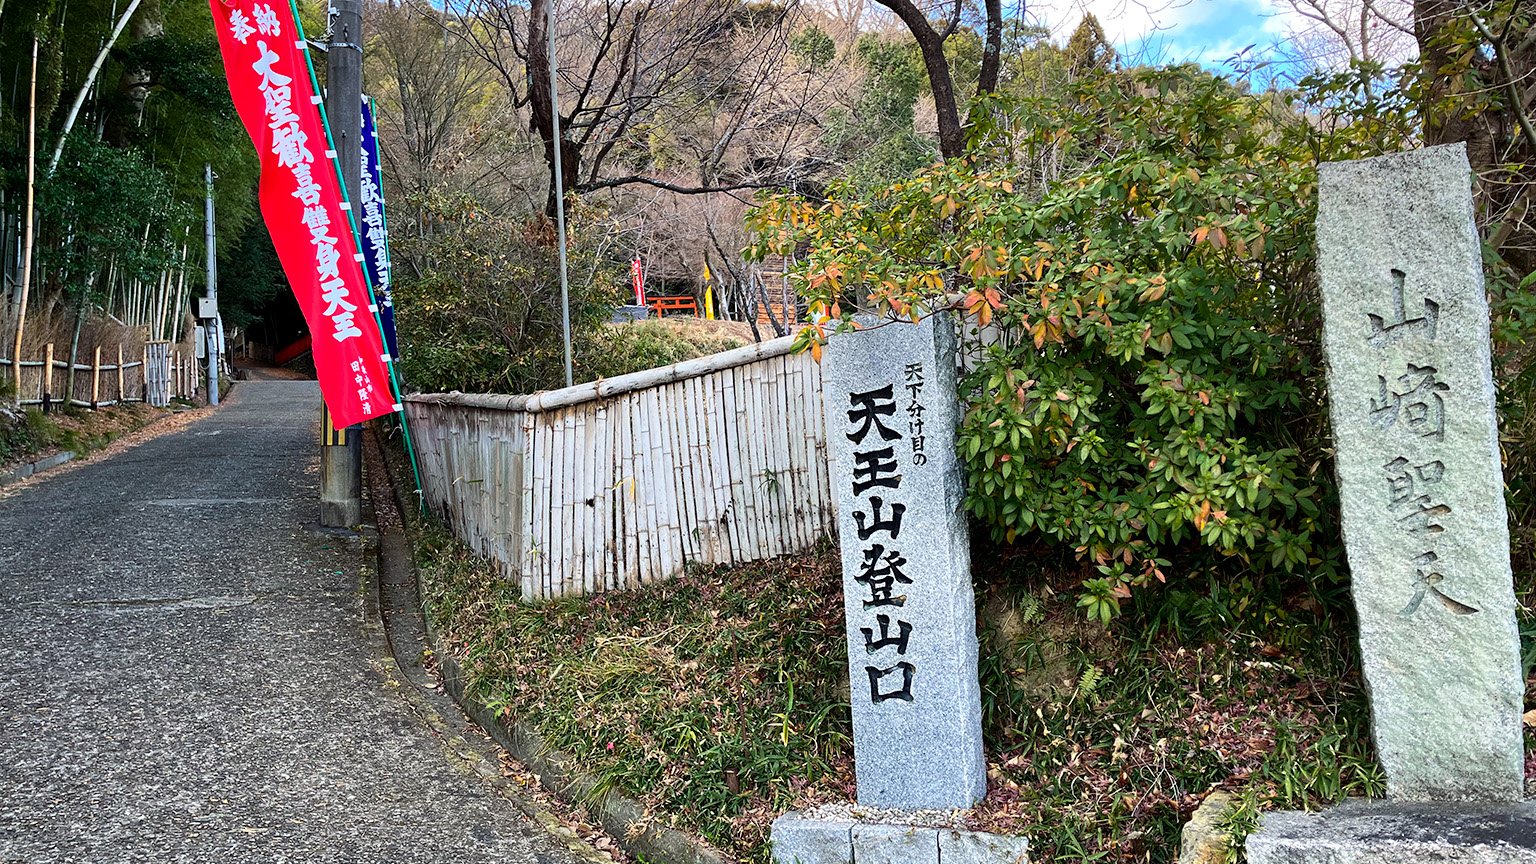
[518,409,537,598]
[594,400,611,589]
[47,0,147,176]
[701,368,738,565]
[659,383,685,580]
[639,386,666,584]
[746,364,774,559]
[692,375,717,564]
[116,344,124,402]
[675,380,699,566]
[10,39,37,405]
[616,397,640,589]
[168,246,189,342]
[580,409,596,589]
[91,346,101,408]
[532,415,551,598]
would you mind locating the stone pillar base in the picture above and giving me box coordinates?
[1246,800,1536,863]
[770,810,1028,864]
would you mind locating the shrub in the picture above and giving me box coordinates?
[575,319,748,382]
[749,67,1414,617]
[392,194,620,395]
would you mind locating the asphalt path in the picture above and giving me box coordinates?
[0,380,582,864]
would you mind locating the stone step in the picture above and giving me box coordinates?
[1247,800,1536,863]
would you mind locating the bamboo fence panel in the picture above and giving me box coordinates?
[1,340,167,408]
[405,335,834,600]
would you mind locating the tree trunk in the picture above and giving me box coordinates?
[1414,0,1534,272]
[11,38,37,405]
[66,296,85,406]
[875,0,1005,160]
[968,0,1003,118]
[906,20,964,159]
[528,0,582,216]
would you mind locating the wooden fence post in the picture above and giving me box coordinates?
[141,344,148,402]
[91,346,101,408]
[42,342,53,409]
[116,344,124,404]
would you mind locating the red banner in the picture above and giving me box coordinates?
[210,0,393,427]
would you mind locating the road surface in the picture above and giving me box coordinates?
[0,380,583,864]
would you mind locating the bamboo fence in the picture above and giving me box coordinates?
[1,340,194,408]
[405,335,834,600]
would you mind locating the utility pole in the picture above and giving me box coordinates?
[547,0,573,388]
[319,0,363,528]
[201,163,220,407]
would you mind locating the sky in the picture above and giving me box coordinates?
[1027,0,1293,64]
[1020,0,1417,85]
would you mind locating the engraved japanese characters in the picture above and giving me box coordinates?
[1316,143,1524,802]
[823,313,987,810]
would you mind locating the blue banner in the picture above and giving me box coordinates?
[359,97,398,359]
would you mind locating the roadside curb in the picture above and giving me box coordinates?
[0,450,75,487]
[0,391,224,490]
[365,428,733,864]
[356,444,615,864]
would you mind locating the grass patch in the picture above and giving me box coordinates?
[413,514,1416,863]
[0,402,162,468]
[971,576,1386,862]
[0,407,60,464]
[575,318,750,383]
[417,526,854,862]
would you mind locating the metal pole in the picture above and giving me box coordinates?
[319,0,364,528]
[203,163,220,407]
[547,0,573,388]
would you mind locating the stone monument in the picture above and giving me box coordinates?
[821,312,986,809]
[1245,143,1535,861]
[770,313,1027,863]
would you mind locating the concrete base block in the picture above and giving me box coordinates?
[1246,800,1536,863]
[770,811,1028,864]
[939,827,1030,864]
[771,812,854,864]
[852,823,939,864]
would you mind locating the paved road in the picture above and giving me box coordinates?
[0,381,581,864]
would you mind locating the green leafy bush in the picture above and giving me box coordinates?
[751,67,1417,616]
[392,194,620,395]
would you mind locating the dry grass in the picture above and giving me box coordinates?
[412,521,1424,863]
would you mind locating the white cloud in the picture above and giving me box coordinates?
[1020,0,1315,67]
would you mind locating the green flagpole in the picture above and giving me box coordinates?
[289,0,426,513]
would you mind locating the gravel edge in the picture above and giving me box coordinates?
[365,427,734,864]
